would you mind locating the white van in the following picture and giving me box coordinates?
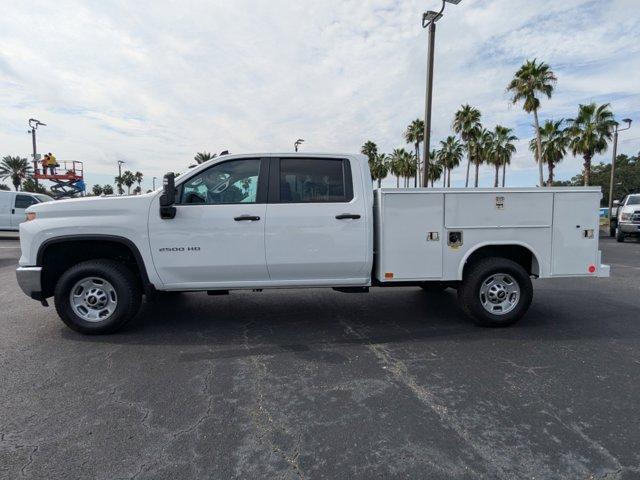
[0,191,53,231]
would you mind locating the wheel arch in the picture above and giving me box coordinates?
[37,234,154,298]
[458,241,542,280]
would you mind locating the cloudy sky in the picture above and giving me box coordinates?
[1,0,639,190]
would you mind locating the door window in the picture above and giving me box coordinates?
[15,195,39,209]
[279,158,352,203]
[181,159,262,205]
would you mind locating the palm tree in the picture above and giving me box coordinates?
[471,128,492,187]
[491,126,518,187]
[134,171,144,193]
[426,150,442,187]
[370,153,389,188]
[389,148,413,188]
[404,119,425,187]
[194,152,215,164]
[567,103,616,186]
[437,136,464,188]
[529,120,568,186]
[102,184,114,195]
[121,170,136,194]
[92,184,104,196]
[361,141,379,179]
[452,105,482,187]
[507,59,557,187]
[0,156,32,191]
[400,149,416,187]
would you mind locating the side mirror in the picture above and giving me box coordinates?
[613,200,620,206]
[159,173,177,219]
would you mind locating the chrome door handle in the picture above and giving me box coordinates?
[234,215,260,221]
[335,214,361,220]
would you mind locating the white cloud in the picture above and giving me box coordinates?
[0,0,638,189]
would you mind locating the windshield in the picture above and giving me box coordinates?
[35,194,54,203]
[626,196,640,206]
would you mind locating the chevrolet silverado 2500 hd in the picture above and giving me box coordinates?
[16,153,609,334]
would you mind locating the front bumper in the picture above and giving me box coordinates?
[16,266,43,299]
[619,223,640,234]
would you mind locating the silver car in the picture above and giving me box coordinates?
[615,194,640,242]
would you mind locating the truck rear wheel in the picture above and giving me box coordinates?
[54,259,142,334]
[458,257,533,328]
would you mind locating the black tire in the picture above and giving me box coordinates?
[616,227,625,243]
[420,282,449,292]
[54,259,142,334]
[458,257,533,328]
[609,224,616,238]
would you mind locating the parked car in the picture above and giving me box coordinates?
[614,193,640,242]
[0,191,53,231]
[16,153,609,334]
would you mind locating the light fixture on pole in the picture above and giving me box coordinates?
[421,0,461,188]
[608,118,632,234]
[294,139,305,152]
[153,176,158,190]
[27,118,46,185]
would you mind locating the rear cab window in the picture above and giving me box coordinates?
[277,158,353,203]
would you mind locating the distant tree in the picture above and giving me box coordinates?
[0,156,32,191]
[0,183,9,191]
[404,119,425,187]
[426,150,442,187]
[507,59,557,187]
[471,128,492,187]
[133,185,142,195]
[369,153,389,188]
[437,136,464,188]
[453,105,482,187]
[134,171,144,193]
[92,184,104,196]
[102,184,114,195]
[490,126,518,187]
[529,120,568,186]
[194,152,216,164]
[567,103,616,186]
[360,141,379,179]
[115,175,124,195]
[121,170,136,194]
[21,178,48,194]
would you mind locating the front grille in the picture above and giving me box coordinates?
[632,211,640,224]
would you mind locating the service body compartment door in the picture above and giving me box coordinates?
[378,193,444,280]
[552,192,599,275]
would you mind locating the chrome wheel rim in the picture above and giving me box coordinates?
[70,277,118,322]
[479,273,520,315]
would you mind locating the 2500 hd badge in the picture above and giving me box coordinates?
[159,246,201,252]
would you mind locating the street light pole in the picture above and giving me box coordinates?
[117,160,125,195]
[153,176,157,190]
[608,118,632,233]
[27,118,46,186]
[421,0,461,189]
[294,139,305,152]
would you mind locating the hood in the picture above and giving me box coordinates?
[27,192,158,217]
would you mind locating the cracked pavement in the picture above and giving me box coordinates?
[1,234,640,479]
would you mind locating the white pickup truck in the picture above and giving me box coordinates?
[16,153,609,334]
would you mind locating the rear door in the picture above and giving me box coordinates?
[264,157,369,284]
[11,194,39,227]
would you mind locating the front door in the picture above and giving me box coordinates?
[265,157,369,284]
[12,194,39,228]
[148,158,270,288]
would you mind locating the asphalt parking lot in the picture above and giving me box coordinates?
[1,233,639,479]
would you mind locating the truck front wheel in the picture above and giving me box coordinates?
[54,259,142,334]
[458,257,533,327]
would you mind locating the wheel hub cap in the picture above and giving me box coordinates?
[479,273,520,315]
[70,277,118,322]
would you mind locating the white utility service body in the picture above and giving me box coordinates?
[16,153,609,334]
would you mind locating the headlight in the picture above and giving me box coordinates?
[620,212,632,221]
[25,212,37,222]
